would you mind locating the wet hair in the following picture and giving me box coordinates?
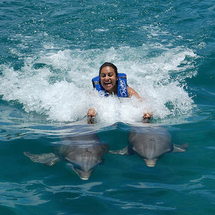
[99,62,118,76]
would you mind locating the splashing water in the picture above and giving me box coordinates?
[0,44,197,124]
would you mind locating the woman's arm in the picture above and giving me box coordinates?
[127,86,142,100]
[127,86,153,121]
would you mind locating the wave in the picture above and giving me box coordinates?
[0,44,198,124]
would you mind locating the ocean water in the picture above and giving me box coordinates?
[0,0,215,214]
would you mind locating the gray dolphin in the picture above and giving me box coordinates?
[109,125,188,167]
[24,134,109,180]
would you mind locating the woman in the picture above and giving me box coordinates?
[87,62,152,123]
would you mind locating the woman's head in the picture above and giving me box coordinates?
[99,62,118,94]
[99,62,118,76]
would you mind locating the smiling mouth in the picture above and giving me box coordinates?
[104,82,112,86]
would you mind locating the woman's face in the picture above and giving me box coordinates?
[100,66,118,93]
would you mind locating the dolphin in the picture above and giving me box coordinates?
[24,133,109,180]
[109,125,188,167]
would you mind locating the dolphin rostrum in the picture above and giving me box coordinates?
[24,133,109,180]
[109,125,188,167]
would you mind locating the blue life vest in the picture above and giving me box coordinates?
[92,73,128,97]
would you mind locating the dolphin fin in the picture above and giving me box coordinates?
[172,143,189,152]
[24,151,60,166]
[109,146,133,155]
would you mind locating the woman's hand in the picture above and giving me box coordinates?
[143,111,153,123]
[87,108,96,124]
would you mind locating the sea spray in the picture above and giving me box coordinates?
[0,45,197,123]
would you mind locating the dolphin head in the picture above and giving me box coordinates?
[73,168,94,180]
[60,140,109,180]
[143,158,158,167]
[66,163,95,180]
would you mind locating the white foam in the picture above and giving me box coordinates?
[0,45,197,124]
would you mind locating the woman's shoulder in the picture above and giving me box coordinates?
[127,86,141,99]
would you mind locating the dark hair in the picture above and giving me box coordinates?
[99,62,118,76]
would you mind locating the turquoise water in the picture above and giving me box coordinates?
[0,0,215,214]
